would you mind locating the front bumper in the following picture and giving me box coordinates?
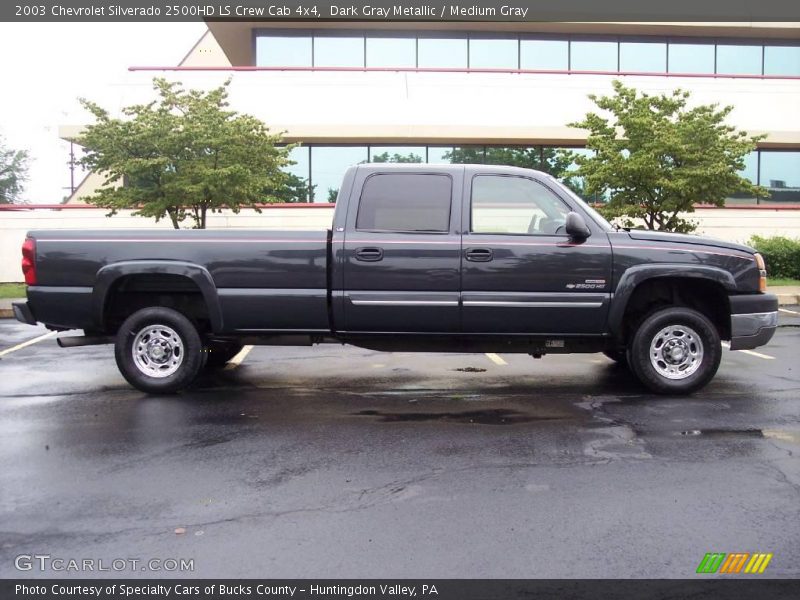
[12,301,36,325]
[729,294,778,351]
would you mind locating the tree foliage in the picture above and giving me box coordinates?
[445,145,586,196]
[370,151,423,164]
[569,80,765,232]
[78,78,294,228]
[0,135,29,204]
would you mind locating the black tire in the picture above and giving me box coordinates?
[627,306,721,395]
[204,342,244,369]
[603,349,628,367]
[114,307,205,394]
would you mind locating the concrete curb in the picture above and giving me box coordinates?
[3,289,800,320]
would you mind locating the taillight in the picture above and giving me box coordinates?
[21,237,37,286]
[754,253,767,293]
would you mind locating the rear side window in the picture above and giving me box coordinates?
[356,173,452,232]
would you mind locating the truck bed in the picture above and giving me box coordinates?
[27,229,331,333]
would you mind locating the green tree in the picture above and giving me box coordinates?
[78,78,293,228]
[266,172,314,203]
[370,151,423,164]
[444,145,585,195]
[568,80,765,232]
[0,135,29,204]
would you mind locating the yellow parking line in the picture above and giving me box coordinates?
[0,331,57,358]
[740,349,775,360]
[779,308,799,315]
[224,345,254,370]
[485,353,508,366]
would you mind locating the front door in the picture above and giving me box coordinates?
[461,173,612,334]
[342,170,462,333]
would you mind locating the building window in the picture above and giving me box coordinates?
[313,36,364,67]
[471,175,571,235]
[469,38,519,69]
[520,39,569,70]
[369,147,426,163]
[310,146,368,202]
[620,42,667,72]
[667,43,715,74]
[716,44,762,75]
[764,45,800,76]
[427,147,455,163]
[366,37,416,68]
[570,40,618,71]
[417,38,468,68]
[256,36,312,67]
[356,173,452,232]
[759,151,800,204]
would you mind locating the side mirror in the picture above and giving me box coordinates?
[565,212,591,240]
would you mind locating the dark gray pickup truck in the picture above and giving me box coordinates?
[15,164,778,395]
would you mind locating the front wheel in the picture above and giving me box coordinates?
[114,307,205,394]
[627,307,721,395]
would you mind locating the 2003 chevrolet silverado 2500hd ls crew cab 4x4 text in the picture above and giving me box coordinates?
[14,164,778,395]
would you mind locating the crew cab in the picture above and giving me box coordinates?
[14,164,778,395]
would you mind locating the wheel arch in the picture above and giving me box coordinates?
[93,261,224,333]
[609,265,735,344]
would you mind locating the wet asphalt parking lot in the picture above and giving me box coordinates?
[0,310,799,579]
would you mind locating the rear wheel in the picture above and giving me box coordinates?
[114,307,205,394]
[627,307,721,395]
[204,342,244,369]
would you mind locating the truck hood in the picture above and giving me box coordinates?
[626,229,755,254]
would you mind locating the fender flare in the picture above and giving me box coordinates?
[93,260,224,333]
[608,264,736,342]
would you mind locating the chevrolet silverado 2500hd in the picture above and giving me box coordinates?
[14,164,778,394]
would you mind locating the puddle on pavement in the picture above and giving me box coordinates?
[353,408,560,425]
[679,428,763,438]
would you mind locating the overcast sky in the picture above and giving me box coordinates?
[0,22,207,203]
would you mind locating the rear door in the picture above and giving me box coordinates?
[460,171,612,334]
[341,168,462,333]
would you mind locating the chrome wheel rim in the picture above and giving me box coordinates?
[132,324,184,378]
[649,324,704,380]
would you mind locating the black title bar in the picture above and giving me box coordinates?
[4,0,800,22]
[4,580,800,600]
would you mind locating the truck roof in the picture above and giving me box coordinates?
[350,163,552,179]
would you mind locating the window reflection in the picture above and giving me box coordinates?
[570,41,617,71]
[256,36,312,67]
[418,38,468,68]
[366,37,416,68]
[314,36,364,67]
[764,46,800,76]
[760,151,800,203]
[620,42,666,72]
[668,43,715,74]
[427,147,455,163]
[469,39,518,69]
[310,146,368,202]
[716,44,762,75]
[369,147,425,163]
[520,39,568,70]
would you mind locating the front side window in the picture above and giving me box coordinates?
[356,174,452,232]
[471,175,571,235]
